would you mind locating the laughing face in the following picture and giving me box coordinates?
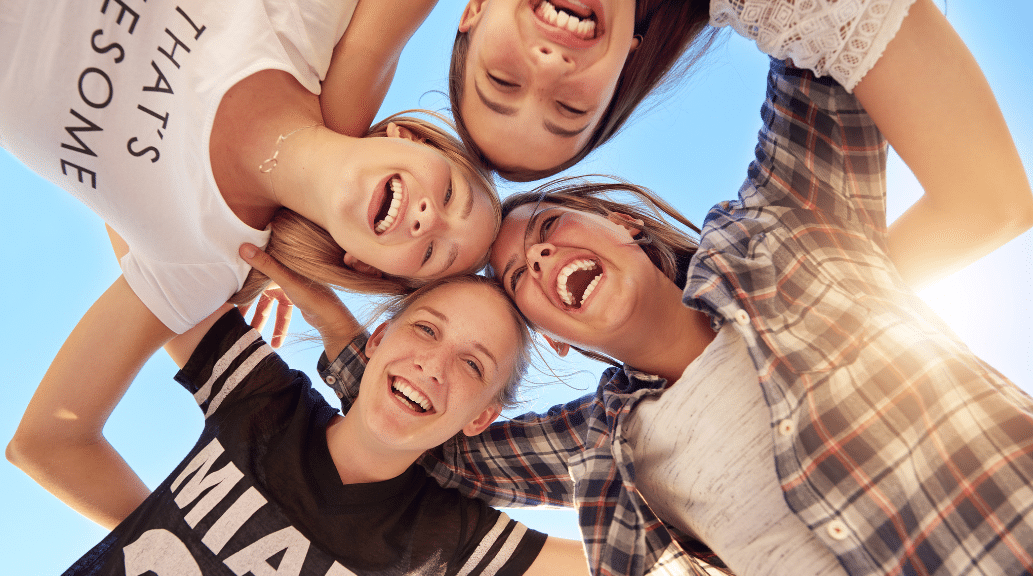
[458,0,638,172]
[490,202,661,352]
[324,125,498,280]
[353,281,521,454]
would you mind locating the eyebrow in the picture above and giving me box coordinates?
[474,81,589,139]
[544,119,588,138]
[419,306,499,368]
[441,245,459,276]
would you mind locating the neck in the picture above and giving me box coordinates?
[210,69,335,229]
[604,276,715,383]
[324,414,420,485]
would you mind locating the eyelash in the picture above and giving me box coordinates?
[508,215,560,293]
[558,102,586,115]
[422,244,433,265]
[488,73,518,88]
[413,322,484,378]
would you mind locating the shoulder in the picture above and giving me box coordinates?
[174,309,295,416]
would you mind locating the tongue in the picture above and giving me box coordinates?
[566,267,600,307]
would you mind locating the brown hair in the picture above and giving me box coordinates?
[449,0,720,182]
[381,274,532,409]
[494,175,701,284]
[488,175,701,366]
[230,111,500,305]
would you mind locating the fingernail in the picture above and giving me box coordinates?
[241,244,258,259]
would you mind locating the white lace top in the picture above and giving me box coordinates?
[710,0,919,91]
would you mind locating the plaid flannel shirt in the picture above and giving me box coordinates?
[320,60,1033,576]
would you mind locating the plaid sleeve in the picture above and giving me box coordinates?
[738,58,890,249]
[420,392,602,509]
[316,332,369,412]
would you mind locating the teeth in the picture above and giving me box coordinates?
[374,177,402,234]
[556,259,597,306]
[537,1,596,38]
[393,380,432,412]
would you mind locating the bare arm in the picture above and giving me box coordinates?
[5,277,176,530]
[854,0,1033,289]
[524,537,590,576]
[320,0,438,136]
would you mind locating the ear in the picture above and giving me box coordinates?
[541,334,570,357]
[458,0,488,33]
[342,253,384,278]
[607,212,644,237]
[385,122,420,143]
[462,404,502,437]
[365,321,391,358]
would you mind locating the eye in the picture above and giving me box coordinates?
[414,322,436,337]
[444,181,453,205]
[508,265,526,294]
[488,73,519,89]
[464,358,484,378]
[539,214,560,242]
[558,101,587,116]
[422,243,434,265]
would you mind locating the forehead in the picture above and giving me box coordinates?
[401,283,520,350]
[450,183,499,273]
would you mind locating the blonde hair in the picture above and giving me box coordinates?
[380,274,532,410]
[231,111,500,305]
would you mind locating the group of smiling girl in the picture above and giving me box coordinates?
[4,0,1033,574]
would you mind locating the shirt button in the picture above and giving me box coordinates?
[325,375,337,385]
[733,309,750,326]
[826,520,849,540]
[335,390,344,399]
[778,419,795,436]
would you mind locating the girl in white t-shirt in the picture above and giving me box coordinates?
[1,0,499,523]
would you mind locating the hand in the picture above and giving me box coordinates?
[239,243,361,358]
[238,284,293,348]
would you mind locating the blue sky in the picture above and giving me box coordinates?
[1,1,1031,573]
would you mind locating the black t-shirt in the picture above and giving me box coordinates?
[64,310,546,575]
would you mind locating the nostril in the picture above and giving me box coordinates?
[414,221,421,232]
[532,262,541,272]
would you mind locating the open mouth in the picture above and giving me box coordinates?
[392,379,434,414]
[557,259,602,308]
[534,0,598,39]
[374,176,402,234]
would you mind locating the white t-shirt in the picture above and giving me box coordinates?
[624,325,848,576]
[0,0,358,332]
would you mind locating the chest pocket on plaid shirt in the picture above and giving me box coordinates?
[713,228,874,376]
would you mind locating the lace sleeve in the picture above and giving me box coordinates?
[710,0,917,91]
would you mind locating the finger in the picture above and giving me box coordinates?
[250,292,273,333]
[240,243,298,289]
[271,301,294,349]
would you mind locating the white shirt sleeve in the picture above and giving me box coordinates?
[710,0,919,91]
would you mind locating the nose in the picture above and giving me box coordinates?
[529,44,573,80]
[411,198,444,237]
[524,241,556,280]
[414,350,445,386]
